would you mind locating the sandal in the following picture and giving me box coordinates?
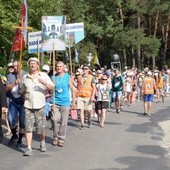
[4,131,11,136]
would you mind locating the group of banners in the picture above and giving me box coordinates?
[28,16,84,54]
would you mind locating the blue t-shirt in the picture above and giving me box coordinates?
[164,74,169,83]
[50,73,71,106]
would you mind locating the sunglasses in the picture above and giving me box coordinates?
[102,79,107,80]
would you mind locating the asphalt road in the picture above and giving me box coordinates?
[1,96,170,170]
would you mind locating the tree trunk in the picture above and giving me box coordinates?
[148,16,152,35]
[118,3,124,25]
[163,10,170,65]
[137,47,141,70]
[137,16,141,70]
[152,11,159,69]
[123,48,127,68]
[131,47,135,68]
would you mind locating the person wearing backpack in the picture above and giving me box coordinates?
[111,69,124,113]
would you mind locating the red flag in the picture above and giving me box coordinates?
[11,0,27,52]
[11,25,25,52]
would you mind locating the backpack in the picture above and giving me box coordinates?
[112,76,123,91]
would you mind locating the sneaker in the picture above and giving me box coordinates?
[58,141,64,147]
[120,105,124,109]
[88,121,92,128]
[79,125,84,130]
[8,134,18,145]
[40,143,47,152]
[16,140,23,148]
[143,112,147,116]
[147,113,151,116]
[52,138,58,146]
[116,109,120,113]
[23,148,33,156]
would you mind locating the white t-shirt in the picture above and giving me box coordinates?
[96,83,109,101]
[125,77,132,92]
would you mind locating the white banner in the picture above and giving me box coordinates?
[42,16,67,51]
[28,31,43,54]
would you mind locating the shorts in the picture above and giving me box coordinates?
[123,91,131,98]
[143,94,153,102]
[76,97,92,111]
[112,91,123,99]
[157,89,164,95]
[25,107,46,134]
[96,101,109,110]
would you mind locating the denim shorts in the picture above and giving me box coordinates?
[112,91,123,99]
[144,94,153,102]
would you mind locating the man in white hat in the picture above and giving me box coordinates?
[20,57,54,156]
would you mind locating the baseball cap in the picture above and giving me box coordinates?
[42,64,50,71]
[97,70,102,74]
[147,71,152,76]
[105,70,111,76]
[8,62,13,67]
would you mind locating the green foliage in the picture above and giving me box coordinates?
[142,36,161,57]
[0,0,170,70]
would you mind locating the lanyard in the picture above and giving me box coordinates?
[56,74,65,88]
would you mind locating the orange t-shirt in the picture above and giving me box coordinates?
[156,76,164,89]
[143,77,155,94]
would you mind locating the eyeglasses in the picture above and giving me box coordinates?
[102,79,107,80]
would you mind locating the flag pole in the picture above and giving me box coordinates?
[68,34,72,75]
[18,16,24,79]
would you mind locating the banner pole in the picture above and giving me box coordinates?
[68,34,72,75]
[52,42,56,113]
[37,38,40,61]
